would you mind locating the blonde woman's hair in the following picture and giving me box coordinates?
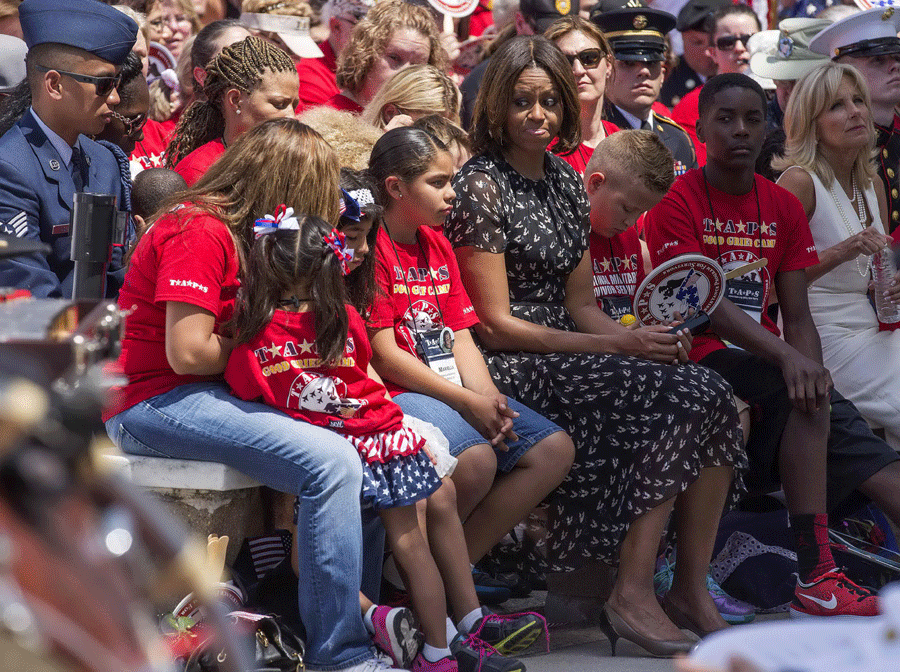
[585,129,674,194]
[146,0,201,34]
[772,62,877,188]
[147,118,340,274]
[165,35,295,166]
[297,106,382,170]
[335,0,448,97]
[362,65,461,129]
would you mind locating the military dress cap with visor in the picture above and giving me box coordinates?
[808,5,900,59]
[18,0,139,66]
[675,0,731,32]
[750,18,830,82]
[592,7,677,62]
[521,0,576,33]
[588,0,648,17]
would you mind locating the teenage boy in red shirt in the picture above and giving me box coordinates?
[646,73,900,619]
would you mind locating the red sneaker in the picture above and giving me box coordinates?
[790,568,880,618]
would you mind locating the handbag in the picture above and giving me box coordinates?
[184,611,306,672]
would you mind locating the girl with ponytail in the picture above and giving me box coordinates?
[224,204,470,672]
[165,35,298,184]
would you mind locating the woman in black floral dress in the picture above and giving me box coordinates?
[444,36,747,656]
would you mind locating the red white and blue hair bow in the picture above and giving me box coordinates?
[323,228,354,275]
[254,204,300,238]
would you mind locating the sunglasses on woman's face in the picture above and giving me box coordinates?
[564,48,606,69]
[715,34,752,51]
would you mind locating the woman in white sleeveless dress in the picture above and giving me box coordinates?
[777,62,900,449]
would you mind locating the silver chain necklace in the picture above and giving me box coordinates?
[829,170,870,277]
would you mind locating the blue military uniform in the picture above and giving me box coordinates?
[0,0,137,297]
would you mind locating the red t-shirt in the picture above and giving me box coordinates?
[225,308,415,463]
[130,118,173,172]
[295,40,340,113]
[652,100,671,117]
[174,139,226,186]
[103,209,240,420]
[671,87,705,166]
[555,120,621,174]
[468,1,493,36]
[369,226,479,396]
[589,228,646,321]
[325,92,364,114]
[645,169,818,362]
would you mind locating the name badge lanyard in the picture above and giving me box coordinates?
[702,168,765,324]
[384,224,462,385]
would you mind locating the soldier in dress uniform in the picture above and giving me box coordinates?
[0,0,138,297]
[660,0,730,108]
[810,6,900,234]
[594,7,698,176]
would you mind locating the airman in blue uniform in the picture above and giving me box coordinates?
[0,0,138,297]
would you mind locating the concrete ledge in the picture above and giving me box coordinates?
[102,453,265,564]
[103,454,260,491]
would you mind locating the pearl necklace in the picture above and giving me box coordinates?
[830,171,870,277]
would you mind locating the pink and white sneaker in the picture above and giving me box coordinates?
[412,654,458,672]
[370,605,425,667]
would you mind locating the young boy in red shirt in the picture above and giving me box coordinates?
[646,73,900,619]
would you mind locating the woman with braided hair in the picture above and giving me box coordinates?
[167,35,299,185]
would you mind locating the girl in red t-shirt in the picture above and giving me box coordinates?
[226,213,462,672]
[368,128,571,658]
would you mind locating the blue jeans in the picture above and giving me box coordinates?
[105,382,372,670]
[394,393,563,471]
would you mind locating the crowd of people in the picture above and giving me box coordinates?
[0,0,899,670]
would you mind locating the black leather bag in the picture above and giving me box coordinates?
[185,612,306,672]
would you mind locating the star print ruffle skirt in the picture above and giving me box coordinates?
[484,303,747,572]
[345,424,442,511]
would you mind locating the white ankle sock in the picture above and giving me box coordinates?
[363,605,376,635]
[457,607,483,635]
[422,644,451,662]
[445,617,457,644]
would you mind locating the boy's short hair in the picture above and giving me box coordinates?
[585,130,674,195]
[698,72,767,121]
[131,168,188,220]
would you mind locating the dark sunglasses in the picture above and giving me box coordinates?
[564,48,606,69]
[110,110,148,137]
[34,64,122,97]
[715,34,752,51]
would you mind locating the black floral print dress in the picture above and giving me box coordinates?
[446,152,747,571]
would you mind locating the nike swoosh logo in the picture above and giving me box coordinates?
[803,593,837,609]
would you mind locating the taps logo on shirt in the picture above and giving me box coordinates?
[288,371,366,419]
[398,299,442,351]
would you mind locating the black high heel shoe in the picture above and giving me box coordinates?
[599,604,696,658]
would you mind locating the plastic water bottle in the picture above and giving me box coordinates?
[873,245,900,324]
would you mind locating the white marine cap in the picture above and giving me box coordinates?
[809,5,900,59]
[241,12,324,59]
